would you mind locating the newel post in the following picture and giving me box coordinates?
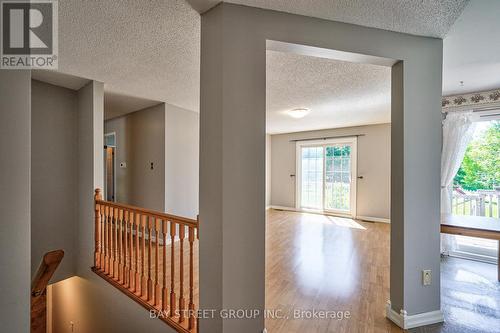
[94,188,103,268]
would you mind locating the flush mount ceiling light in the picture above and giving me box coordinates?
[286,108,310,119]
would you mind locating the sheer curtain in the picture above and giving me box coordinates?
[441,111,476,253]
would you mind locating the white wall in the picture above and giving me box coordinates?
[165,104,200,219]
[0,70,31,333]
[31,80,78,282]
[270,124,391,220]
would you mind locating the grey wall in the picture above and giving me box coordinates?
[31,80,78,282]
[165,104,199,218]
[105,104,166,211]
[270,124,391,220]
[51,81,176,333]
[200,4,442,332]
[0,71,31,333]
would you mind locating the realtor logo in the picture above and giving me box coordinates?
[1,0,58,69]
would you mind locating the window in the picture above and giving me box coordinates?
[296,137,357,217]
[451,119,499,262]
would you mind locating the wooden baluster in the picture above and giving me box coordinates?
[489,195,493,217]
[141,215,147,298]
[124,210,129,286]
[155,218,161,307]
[178,225,185,323]
[118,209,124,283]
[109,207,114,277]
[128,212,134,290]
[496,192,500,218]
[114,208,120,280]
[147,217,154,303]
[102,205,106,271]
[100,205,105,271]
[104,205,109,274]
[162,220,168,312]
[188,226,195,330]
[94,189,102,269]
[135,213,141,294]
[169,221,176,317]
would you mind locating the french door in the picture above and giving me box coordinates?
[296,138,357,217]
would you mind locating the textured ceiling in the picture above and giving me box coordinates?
[104,93,160,121]
[58,0,200,112]
[191,0,469,38]
[266,51,391,134]
[443,0,500,95]
[52,0,486,135]
[31,69,90,91]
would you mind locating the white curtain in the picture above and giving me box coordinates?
[441,111,476,253]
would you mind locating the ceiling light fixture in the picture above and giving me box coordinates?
[286,108,310,119]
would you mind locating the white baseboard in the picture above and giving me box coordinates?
[269,207,390,224]
[269,205,297,211]
[357,215,390,223]
[385,301,444,329]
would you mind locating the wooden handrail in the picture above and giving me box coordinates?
[95,199,198,228]
[92,189,199,333]
[31,250,64,333]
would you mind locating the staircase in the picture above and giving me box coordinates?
[31,250,64,333]
[92,189,199,332]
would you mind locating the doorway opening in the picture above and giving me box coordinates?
[104,132,116,202]
[265,41,393,332]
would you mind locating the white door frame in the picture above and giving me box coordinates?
[295,137,357,218]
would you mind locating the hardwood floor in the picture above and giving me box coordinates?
[265,209,500,333]
[265,209,396,333]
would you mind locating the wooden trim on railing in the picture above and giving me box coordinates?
[92,189,198,333]
[31,250,64,333]
[95,199,198,227]
[92,267,194,333]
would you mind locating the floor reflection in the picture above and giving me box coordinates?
[265,209,500,333]
[415,256,500,333]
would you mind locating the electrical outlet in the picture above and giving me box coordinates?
[422,270,432,286]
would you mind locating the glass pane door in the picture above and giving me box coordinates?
[300,146,324,209]
[325,145,352,212]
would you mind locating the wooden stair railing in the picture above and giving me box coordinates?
[31,249,64,333]
[92,189,199,333]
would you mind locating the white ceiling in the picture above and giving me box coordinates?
[48,0,500,134]
[443,0,500,95]
[189,0,469,38]
[57,0,200,112]
[32,70,90,91]
[266,50,391,134]
[104,93,161,121]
